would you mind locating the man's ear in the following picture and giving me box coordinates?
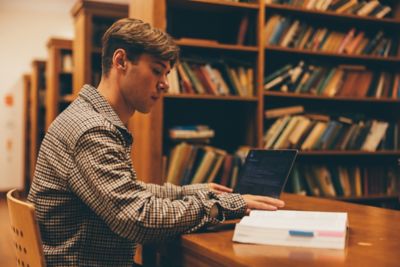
[113,49,127,70]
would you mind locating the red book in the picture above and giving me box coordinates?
[237,14,249,45]
[219,155,233,187]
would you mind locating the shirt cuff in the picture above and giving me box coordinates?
[197,191,246,221]
[213,192,247,220]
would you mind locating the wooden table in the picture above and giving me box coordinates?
[157,193,400,267]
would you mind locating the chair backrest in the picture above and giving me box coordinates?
[7,189,46,267]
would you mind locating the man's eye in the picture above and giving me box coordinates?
[153,68,162,75]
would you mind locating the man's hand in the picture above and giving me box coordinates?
[242,195,285,214]
[208,183,233,194]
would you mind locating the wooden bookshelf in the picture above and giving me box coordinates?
[71,0,128,93]
[30,60,46,181]
[129,0,264,184]
[46,38,73,129]
[22,74,31,188]
[263,1,400,207]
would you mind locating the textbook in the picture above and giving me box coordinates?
[233,210,348,249]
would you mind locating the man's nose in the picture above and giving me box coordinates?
[157,79,169,93]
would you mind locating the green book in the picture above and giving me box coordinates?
[316,67,337,95]
[300,67,322,93]
[264,64,293,84]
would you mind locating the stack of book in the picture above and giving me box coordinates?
[165,143,249,186]
[288,164,400,197]
[233,210,348,249]
[264,15,398,57]
[168,59,254,97]
[264,61,400,99]
[263,111,395,152]
[169,125,215,143]
[265,0,392,19]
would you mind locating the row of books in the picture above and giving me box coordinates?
[263,114,396,151]
[264,15,398,57]
[165,143,249,187]
[264,61,400,98]
[287,164,399,197]
[265,0,392,19]
[168,59,254,97]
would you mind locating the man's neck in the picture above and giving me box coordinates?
[97,77,135,126]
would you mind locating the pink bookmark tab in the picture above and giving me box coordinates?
[316,231,345,238]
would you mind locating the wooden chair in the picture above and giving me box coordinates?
[7,189,46,267]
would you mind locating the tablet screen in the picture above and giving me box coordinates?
[234,149,298,198]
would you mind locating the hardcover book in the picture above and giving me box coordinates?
[233,210,348,249]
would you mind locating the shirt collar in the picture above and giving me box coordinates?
[78,84,130,134]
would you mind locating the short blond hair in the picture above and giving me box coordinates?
[101,18,179,75]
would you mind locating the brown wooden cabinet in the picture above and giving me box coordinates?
[46,38,73,130]
[71,0,128,94]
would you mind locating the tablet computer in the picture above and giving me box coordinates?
[234,149,298,198]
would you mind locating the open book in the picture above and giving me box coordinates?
[233,210,348,249]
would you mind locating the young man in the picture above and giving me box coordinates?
[28,18,284,266]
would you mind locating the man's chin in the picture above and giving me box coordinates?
[137,106,152,114]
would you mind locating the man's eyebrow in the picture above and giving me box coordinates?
[154,60,169,70]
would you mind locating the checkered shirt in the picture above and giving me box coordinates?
[27,84,246,267]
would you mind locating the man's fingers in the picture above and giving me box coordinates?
[247,200,278,211]
[242,194,285,211]
[215,184,233,192]
[209,183,233,193]
[248,195,285,207]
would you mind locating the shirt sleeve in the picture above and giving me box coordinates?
[138,181,210,200]
[69,127,246,244]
